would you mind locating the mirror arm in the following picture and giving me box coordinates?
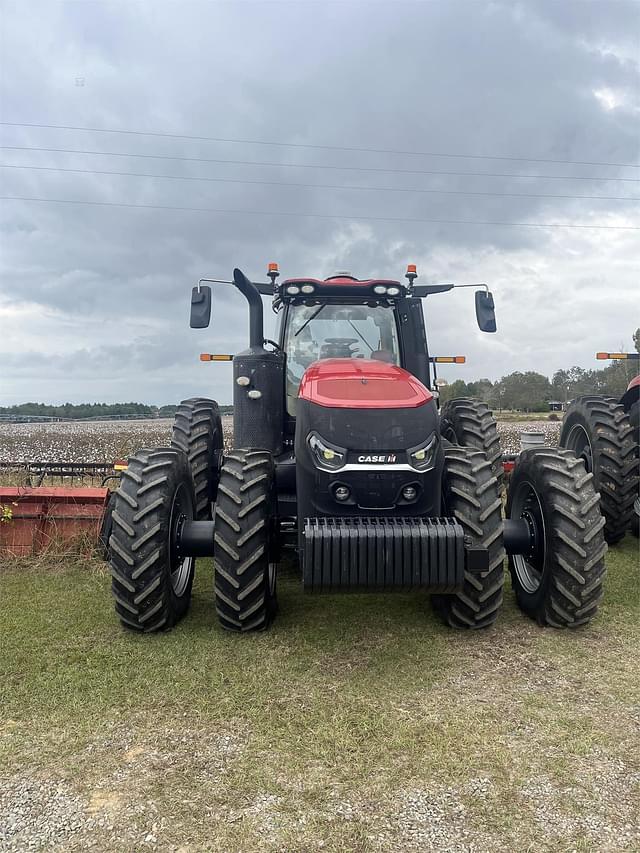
[453,283,489,292]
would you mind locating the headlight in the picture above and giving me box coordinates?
[387,286,401,296]
[408,434,438,471]
[373,285,387,295]
[308,432,346,471]
[301,284,315,294]
[286,285,300,295]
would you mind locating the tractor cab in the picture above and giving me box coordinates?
[280,293,402,416]
[273,269,434,421]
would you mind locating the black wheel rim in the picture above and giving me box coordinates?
[511,479,546,594]
[564,424,593,473]
[169,482,195,597]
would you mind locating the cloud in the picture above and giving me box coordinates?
[0,0,638,405]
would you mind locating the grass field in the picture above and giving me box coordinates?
[1,540,638,852]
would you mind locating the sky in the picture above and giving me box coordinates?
[0,0,638,406]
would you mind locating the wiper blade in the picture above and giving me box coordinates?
[294,304,326,337]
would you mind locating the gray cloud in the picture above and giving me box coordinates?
[0,0,638,406]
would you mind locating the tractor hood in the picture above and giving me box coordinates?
[298,358,433,409]
[626,374,640,393]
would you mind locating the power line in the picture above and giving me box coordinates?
[3,144,639,184]
[1,120,638,170]
[2,195,637,230]
[2,162,638,203]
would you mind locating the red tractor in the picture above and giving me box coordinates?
[107,265,608,633]
[559,352,640,542]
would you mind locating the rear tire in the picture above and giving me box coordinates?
[507,448,607,628]
[171,398,223,520]
[559,395,638,544]
[108,447,196,632]
[627,400,639,537]
[432,446,505,629]
[440,398,504,488]
[213,449,277,632]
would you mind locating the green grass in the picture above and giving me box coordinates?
[1,541,639,852]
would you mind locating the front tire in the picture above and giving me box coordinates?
[171,398,223,520]
[432,446,505,629]
[213,449,277,632]
[559,395,638,544]
[108,447,196,632]
[440,398,504,489]
[507,448,607,628]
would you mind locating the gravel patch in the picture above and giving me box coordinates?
[373,785,498,852]
[0,775,93,851]
[0,721,246,852]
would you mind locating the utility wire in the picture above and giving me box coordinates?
[1,120,638,169]
[2,144,639,184]
[2,195,637,230]
[1,162,637,203]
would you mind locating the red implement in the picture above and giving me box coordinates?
[0,487,109,557]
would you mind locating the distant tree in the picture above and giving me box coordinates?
[634,327,640,354]
[466,378,493,400]
[438,379,469,404]
[495,371,552,411]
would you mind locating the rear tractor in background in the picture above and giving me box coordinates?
[107,265,608,634]
[559,351,639,541]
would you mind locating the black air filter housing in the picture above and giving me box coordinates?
[233,347,285,455]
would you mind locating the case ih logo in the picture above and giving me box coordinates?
[357,454,398,464]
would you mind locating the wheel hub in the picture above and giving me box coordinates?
[510,480,546,594]
[169,483,194,597]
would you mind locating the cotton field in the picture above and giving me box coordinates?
[0,416,557,463]
[0,417,233,464]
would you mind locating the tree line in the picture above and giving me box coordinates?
[439,329,640,411]
[0,402,234,419]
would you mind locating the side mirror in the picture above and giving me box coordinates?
[475,290,497,333]
[190,285,212,328]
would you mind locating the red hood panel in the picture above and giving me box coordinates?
[627,374,640,392]
[298,358,433,409]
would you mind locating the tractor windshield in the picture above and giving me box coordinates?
[283,302,400,415]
